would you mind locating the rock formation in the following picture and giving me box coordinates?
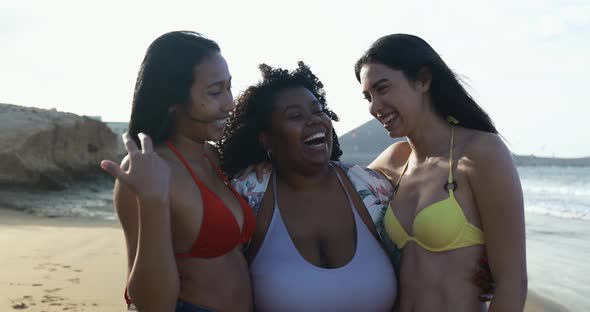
[0,103,117,189]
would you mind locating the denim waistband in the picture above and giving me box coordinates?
[127,299,215,312]
[175,299,215,312]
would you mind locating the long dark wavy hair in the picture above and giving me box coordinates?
[127,31,220,146]
[355,34,497,134]
[219,61,343,179]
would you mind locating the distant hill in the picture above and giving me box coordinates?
[511,155,590,167]
[338,119,402,166]
[338,119,590,167]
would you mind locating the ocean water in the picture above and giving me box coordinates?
[0,179,116,220]
[519,166,590,221]
[526,213,590,311]
[519,166,590,310]
[2,166,588,222]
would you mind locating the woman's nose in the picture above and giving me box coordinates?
[222,93,235,112]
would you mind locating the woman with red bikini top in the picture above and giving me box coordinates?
[100,31,255,312]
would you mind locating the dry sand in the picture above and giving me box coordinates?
[524,291,569,312]
[0,208,569,312]
[0,208,126,311]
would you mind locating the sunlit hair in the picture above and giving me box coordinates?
[355,34,497,134]
[127,31,220,146]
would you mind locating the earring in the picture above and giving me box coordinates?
[266,149,272,160]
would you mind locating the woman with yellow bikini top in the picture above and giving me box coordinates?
[355,34,527,311]
[385,125,485,252]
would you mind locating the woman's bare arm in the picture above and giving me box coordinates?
[466,134,527,312]
[103,133,179,312]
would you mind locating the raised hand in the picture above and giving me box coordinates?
[101,132,171,203]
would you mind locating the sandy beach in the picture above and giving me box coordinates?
[0,207,573,311]
[0,208,126,311]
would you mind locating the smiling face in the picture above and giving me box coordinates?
[359,63,431,138]
[175,52,234,142]
[264,87,333,173]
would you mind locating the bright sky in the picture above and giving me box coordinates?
[1,0,588,157]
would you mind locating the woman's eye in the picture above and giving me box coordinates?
[377,86,388,93]
[209,90,222,96]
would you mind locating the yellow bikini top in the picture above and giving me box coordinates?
[384,126,484,252]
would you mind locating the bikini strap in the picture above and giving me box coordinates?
[165,141,207,188]
[394,156,411,196]
[446,126,458,192]
[201,152,247,201]
[448,126,454,183]
[330,163,356,209]
[202,153,231,185]
[272,171,278,208]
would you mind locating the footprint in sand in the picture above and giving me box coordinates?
[35,262,68,270]
[40,294,67,306]
[66,278,80,284]
[11,295,35,310]
[11,303,28,310]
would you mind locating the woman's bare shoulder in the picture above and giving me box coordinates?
[461,130,514,173]
[369,140,411,174]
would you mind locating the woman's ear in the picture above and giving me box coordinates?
[259,131,273,160]
[417,67,432,93]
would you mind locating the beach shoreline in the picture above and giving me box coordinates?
[525,291,569,312]
[0,208,574,311]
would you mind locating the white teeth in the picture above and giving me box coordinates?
[304,132,326,143]
[381,113,397,125]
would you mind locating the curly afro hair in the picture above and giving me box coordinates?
[219,61,343,179]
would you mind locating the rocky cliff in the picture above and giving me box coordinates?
[0,103,117,189]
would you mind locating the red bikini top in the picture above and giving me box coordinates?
[166,141,256,259]
[124,142,256,305]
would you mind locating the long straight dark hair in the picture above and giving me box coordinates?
[355,34,497,134]
[127,31,220,146]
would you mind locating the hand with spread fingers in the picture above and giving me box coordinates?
[101,132,170,204]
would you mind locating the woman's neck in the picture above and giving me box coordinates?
[275,162,332,192]
[166,134,208,162]
[406,110,452,163]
